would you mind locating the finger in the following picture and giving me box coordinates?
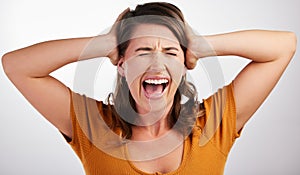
[110,57,118,66]
[186,59,197,70]
[185,51,198,69]
[110,55,119,66]
[116,7,130,22]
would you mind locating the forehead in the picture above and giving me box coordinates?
[129,24,180,46]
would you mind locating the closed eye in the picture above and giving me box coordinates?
[164,47,179,57]
[166,53,177,56]
[138,53,150,56]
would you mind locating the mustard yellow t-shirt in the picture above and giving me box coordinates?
[67,83,240,175]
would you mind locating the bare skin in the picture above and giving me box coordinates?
[2,9,297,174]
[186,30,297,130]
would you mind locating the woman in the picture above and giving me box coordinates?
[2,2,296,175]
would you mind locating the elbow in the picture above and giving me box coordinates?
[2,53,12,76]
[276,31,297,63]
[285,32,297,59]
[2,52,19,78]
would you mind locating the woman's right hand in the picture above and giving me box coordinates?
[106,8,130,65]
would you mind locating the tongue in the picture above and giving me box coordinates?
[145,84,164,95]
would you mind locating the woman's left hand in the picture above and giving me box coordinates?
[185,23,200,69]
[185,23,215,69]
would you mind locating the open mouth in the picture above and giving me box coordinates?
[142,78,169,98]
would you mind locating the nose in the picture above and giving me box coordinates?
[148,53,166,72]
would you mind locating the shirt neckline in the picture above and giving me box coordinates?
[125,136,191,175]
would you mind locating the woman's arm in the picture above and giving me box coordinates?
[2,8,128,139]
[186,30,297,132]
[2,34,115,138]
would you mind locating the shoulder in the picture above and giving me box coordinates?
[196,83,239,146]
[70,90,114,125]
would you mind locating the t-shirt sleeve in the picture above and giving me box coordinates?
[66,89,94,160]
[200,82,241,155]
[64,89,119,161]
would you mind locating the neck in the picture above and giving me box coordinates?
[131,103,173,140]
[131,116,169,140]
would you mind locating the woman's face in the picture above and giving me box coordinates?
[118,24,186,117]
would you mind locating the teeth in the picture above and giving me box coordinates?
[144,79,168,85]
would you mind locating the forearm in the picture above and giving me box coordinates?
[203,30,297,63]
[2,34,113,78]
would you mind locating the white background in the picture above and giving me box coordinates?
[1,0,299,174]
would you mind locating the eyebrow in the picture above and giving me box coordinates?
[135,47,153,52]
[135,47,179,52]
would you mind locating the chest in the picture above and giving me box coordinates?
[81,136,227,175]
[130,143,184,174]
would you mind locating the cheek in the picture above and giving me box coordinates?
[164,56,185,85]
[123,56,152,87]
[127,76,141,99]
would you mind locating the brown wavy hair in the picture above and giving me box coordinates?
[107,2,205,139]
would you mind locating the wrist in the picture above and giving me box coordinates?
[197,35,217,58]
[81,34,116,59]
[188,35,216,58]
[102,33,117,57]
